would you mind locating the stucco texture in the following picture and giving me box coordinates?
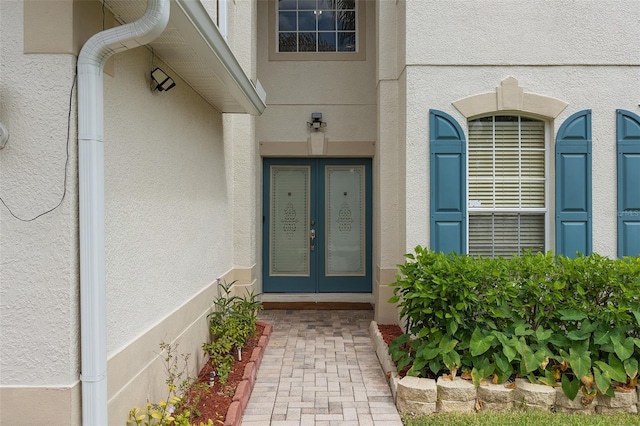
[103,47,231,355]
[255,0,377,144]
[405,0,640,66]
[0,1,80,386]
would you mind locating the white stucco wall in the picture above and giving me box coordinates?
[0,1,80,386]
[1,0,255,396]
[400,0,640,257]
[103,47,230,355]
[227,0,260,278]
[406,0,640,66]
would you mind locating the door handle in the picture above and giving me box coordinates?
[310,229,315,251]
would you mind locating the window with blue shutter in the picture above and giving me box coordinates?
[555,110,592,258]
[468,116,546,258]
[429,110,466,254]
[616,109,640,257]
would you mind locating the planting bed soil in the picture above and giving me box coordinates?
[378,323,404,347]
[177,323,265,424]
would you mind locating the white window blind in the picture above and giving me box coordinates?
[468,116,546,257]
[469,213,545,258]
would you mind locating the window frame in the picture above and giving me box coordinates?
[466,114,552,257]
[268,0,366,61]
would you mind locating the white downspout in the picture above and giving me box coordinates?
[77,1,169,424]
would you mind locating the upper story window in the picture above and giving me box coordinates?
[278,0,356,53]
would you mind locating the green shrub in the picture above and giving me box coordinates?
[202,279,262,384]
[389,248,640,398]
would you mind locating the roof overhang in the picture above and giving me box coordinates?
[105,0,266,115]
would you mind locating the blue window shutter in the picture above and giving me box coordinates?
[430,110,466,254]
[555,110,592,258]
[617,110,640,257]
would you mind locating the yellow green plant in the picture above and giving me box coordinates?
[127,400,216,426]
[128,342,216,425]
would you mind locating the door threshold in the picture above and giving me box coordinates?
[260,293,374,310]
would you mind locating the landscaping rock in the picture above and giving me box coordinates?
[477,383,515,404]
[242,361,256,387]
[477,383,514,412]
[555,406,596,415]
[397,400,437,415]
[224,401,241,426]
[596,388,638,408]
[369,320,378,339]
[436,377,476,401]
[249,346,262,370]
[436,399,476,413]
[389,373,400,402]
[376,346,396,376]
[514,378,555,409]
[397,376,437,402]
[396,376,437,414]
[555,387,597,412]
[369,321,397,376]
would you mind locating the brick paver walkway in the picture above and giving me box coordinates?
[241,310,403,425]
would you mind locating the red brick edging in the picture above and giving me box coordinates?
[224,321,272,426]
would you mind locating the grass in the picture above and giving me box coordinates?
[401,411,640,426]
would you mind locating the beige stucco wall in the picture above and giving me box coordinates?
[103,46,231,354]
[0,0,80,387]
[103,0,261,419]
[256,0,377,145]
[374,0,640,325]
[401,0,640,258]
[225,0,261,297]
[0,2,81,424]
[406,0,640,67]
[2,1,259,424]
[373,0,406,324]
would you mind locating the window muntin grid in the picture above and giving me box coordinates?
[277,0,357,53]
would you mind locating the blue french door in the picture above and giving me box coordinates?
[262,158,372,293]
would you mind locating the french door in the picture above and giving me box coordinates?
[262,158,372,293]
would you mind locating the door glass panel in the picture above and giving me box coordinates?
[326,166,365,276]
[270,166,310,276]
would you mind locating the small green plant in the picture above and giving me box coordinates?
[202,279,262,384]
[127,405,215,426]
[128,342,213,426]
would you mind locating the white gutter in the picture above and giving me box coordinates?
[173,0,267,114]
[77,1,170,424]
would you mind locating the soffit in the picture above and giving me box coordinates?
[104,0,266,115]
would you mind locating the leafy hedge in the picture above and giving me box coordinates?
[388,247,640,400]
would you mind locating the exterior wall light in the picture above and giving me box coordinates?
[307,112,327,130]
[151,67,176,92]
